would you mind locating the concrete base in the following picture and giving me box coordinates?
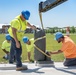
[0,62,76,75]
[34,60,54,67]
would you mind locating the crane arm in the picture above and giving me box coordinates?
[39,0,68,13]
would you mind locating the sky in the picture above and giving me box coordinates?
[0,0,76,28]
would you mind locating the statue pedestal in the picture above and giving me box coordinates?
[34,30,54,67]
[34,60,54,67]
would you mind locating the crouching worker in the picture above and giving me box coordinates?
[23,36,34,62]
[49,32,76,66]
[2,34,11,60]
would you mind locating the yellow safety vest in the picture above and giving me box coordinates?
[8,15,27,41]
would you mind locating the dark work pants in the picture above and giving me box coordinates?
[63,58,76,66]
[9,37,22,68]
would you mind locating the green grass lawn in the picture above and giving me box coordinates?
[0,33,76,63]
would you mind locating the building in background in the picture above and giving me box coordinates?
[0,24,34,34]
[2,25,10,34]
[0,24,10,34]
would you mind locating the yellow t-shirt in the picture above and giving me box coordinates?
[25,38,34,52]
[8,15,27,41]
[60,36,76,58]
[2,40,11,52]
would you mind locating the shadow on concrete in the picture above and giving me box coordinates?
[21,67,44,74]
[21,65,55,74]
[54,66,76,75]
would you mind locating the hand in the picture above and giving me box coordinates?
[49,51,53,55]
[6,51,9,54]
[33,25,41,30]
[46,51,51,56]
[32,25,37,30]
[49,52,52,56]
[16,41,20,48]
[36,27,41,30]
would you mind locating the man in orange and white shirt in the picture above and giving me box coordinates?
[49,32,76,66]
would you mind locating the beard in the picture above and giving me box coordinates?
[58,40,61,43]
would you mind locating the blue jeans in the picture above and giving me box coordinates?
[9,37,22,68]
[63,58,76,66]
[3,53,10,60]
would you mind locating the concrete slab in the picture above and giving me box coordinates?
[0,63,16,70]
[0,62,76,75]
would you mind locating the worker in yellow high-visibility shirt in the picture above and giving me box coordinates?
[2,34,11,60]
[22,36,34,62]
[8,10,36,71]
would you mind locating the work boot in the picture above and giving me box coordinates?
[16,65,28,71]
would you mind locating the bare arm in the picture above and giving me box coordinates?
[2,49,9,54]
[27,22,37,30]
[50,50,62,55]
[12,27,20,48]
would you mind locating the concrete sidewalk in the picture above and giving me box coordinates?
[0,62,76,75]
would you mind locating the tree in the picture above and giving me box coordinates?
[71,26,75,33]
